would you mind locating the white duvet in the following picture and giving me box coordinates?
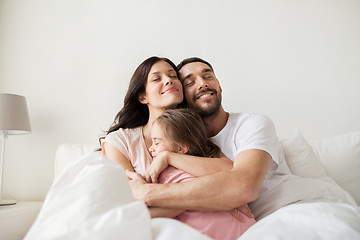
[25,152,360,240]
[241,202,360,240]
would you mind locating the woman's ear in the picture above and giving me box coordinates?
[138,93,148,104]
[177,144,189,154]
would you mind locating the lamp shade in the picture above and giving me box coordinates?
[0,93,31,134]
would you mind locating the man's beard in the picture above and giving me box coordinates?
[192,89,222,118]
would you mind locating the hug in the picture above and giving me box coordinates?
[25,56,360,240]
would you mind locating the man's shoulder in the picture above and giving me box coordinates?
[229,112,273,125]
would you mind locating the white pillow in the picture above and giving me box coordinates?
[251,129,359,220]
[280,129,328,178]
[54,143,98,180]
[311,131,360,205]
[250,176,357,220]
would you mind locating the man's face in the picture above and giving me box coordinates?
[179,62,222,118]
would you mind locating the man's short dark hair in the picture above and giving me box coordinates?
[177,57,214,72]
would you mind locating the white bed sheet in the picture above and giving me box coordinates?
[25,152,360,239]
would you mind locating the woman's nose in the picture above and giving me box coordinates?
[165,76,173,85]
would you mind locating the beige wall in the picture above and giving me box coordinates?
[0,0,359,200]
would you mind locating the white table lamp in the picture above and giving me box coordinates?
[0,93,31,206]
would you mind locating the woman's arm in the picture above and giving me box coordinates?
[148,207,185,218]
[145,151,233,183]
[103,143,191,219]
[103,142,135,172]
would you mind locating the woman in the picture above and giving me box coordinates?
[102,56,234,217]
[102,56,183,176]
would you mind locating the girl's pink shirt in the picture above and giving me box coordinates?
[159,166,256,240]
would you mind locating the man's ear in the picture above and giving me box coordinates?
[177,144,189,154]
[138,93,148,104]
[216,79,222,93]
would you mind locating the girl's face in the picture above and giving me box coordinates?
[139,61,183,111]
[149,122,176,158]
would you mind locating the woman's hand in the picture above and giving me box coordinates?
[145,151,170,183]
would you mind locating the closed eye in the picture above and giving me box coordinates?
[184,80,195,87]
[204,74,213,79]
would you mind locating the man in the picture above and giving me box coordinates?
[126,57,293,212]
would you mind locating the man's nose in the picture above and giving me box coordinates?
[197,77,208,89]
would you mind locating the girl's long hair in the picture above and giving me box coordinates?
[155,109,221,158]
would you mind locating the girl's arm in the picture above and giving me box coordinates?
[145,151,233,183]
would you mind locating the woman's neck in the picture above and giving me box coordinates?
[142,108,166,147]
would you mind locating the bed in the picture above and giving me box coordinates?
[24,130,360,239]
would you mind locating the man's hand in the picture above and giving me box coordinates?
[145,151,170,183]
[126,170,148,202]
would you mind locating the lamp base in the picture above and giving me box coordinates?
[0,199,17,206]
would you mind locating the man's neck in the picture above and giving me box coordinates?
[202,106,229,138]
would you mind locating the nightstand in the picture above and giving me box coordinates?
[0,201,42,240]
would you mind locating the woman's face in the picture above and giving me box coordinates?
[140,61,183,110]
[149,122,176,157]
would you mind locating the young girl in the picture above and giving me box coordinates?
[148,109,256,240]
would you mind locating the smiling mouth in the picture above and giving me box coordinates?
[196,90,215,100]
[197,93,214,99]
[162,87,177,94]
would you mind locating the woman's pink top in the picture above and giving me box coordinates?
[158,166,256,240]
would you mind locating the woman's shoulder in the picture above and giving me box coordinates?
[105,126,143,141]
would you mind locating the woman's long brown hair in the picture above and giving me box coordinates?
[98,56,179,149]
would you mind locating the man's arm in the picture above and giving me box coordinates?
[127,149,271,211]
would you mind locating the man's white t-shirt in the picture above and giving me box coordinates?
[210,112,294,196]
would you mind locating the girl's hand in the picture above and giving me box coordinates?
[145,151,170,183]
